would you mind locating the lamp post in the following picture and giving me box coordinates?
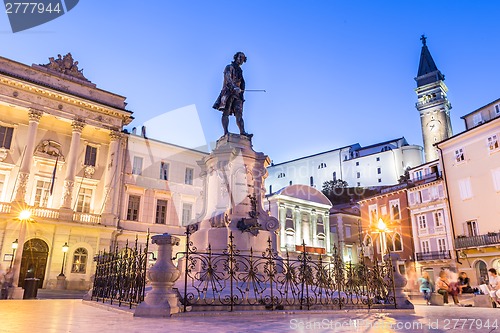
[59,242,69,276]
[377,218,388,262]
[56,242,69,290]
[9,239,18,269]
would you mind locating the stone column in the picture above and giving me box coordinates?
[324,212,331,255]
[294,207,301,246]
[279,204,286,252]
[385,252,414,309]
[102,131,121,215]
[13,109,43,202]
[135,233,181,317]
[61,119,85,209]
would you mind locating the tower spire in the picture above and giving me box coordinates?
[416,35,444,86]
[414,35,452,162]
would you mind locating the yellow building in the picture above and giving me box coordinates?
[0,54,207,295]
[437,98,500,285]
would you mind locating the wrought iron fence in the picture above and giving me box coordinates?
[178,228,396,312]
[91,235,149,308]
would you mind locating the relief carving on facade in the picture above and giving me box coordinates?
[0,148,8,162]
[84,165,95,178]
[40,53,90,82]
[14,172,30,201]
[62,180,75,207]
[35,140,65,160]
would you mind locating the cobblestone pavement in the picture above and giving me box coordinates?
[0,300,499,333]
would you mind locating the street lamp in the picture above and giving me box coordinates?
[377,218,388,262]
[59,242,69,276]
[9,239,18,269]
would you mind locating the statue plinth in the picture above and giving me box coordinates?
[190,133,279,254]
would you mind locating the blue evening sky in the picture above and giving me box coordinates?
[1,1,499,163]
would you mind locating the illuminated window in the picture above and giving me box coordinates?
[455,148,465,163]
[76,187,92,213]
[34,180,51,207]
[488,135,499,152]
[71,248,88,274]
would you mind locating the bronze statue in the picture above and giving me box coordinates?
[213,52,251,137]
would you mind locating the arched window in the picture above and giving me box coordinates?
[386,234,394,252]
[475,260,488,285]
[71,247,88,274]
[310,176,314,187]
[393,233,403,251]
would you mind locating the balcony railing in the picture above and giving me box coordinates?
[416,250,451,261]
[411,172,442,185]
[73,212,101,224]
[455,233,500,249]
[32,207,60,219]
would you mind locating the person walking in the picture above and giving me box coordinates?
[418,271,433,305]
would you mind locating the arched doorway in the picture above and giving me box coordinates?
[475,260,488,285]
[18,238,49,288]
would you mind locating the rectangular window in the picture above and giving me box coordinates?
[380,205,387,216]
[495,104,500,115]
[76,188,92,213]
[160,162,169,180]
[132,156,143,175]
[155,199,168,224]
[357,182,360,187]
[465,220,478,237]
[421,240,430,253]
[127,195,140,221]
[34,180,51,207]
[356,162,359,166]
[84,145,97,166]
[408,192,415,205]
[455,148,465,163]
[437,238,447,252]
[378,178,382,183]
[473,112,483,125]
[376,157,380,162]
[458,178,473,200]
[492,168,500,192]
[345,226,351,238]
[377,167,381,174]
[418,215,427,229]
[182,203,192,225]
[356,172,360,178]
[0,126,13,149]
[185,168,194,185]
[488,135,499,152]
[421,188,430,202]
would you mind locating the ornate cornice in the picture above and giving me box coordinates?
[109,130,122,141]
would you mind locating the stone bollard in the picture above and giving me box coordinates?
[385,252,414,309]
[134,233,181,317]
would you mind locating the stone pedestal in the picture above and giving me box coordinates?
[134,233,181,317]
[55,275,67,290]
[385,253,414,309]
[190,134,279,254]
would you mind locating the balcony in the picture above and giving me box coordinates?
[411,172,442,186]
[455,233,500,249]
[416,250,451,261]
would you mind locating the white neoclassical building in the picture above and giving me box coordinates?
[266,185,332,256]
[266,137,423,194]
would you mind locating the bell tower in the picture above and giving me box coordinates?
[415,35,452,162]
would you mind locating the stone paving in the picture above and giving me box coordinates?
[0,300,499,333]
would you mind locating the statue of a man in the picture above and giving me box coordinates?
[213,52,251,137]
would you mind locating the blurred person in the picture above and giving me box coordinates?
[418,271,433,305]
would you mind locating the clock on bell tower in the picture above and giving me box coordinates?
[415,35,452,162]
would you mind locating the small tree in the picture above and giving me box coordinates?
[322,179,348,194]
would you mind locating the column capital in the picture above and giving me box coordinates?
[71,119,85,133]
[28,108,43,122]
[109,130,122,141]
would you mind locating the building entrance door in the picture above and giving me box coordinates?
[18,238,49,288]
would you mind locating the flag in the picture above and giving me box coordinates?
[49,157,58,196]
